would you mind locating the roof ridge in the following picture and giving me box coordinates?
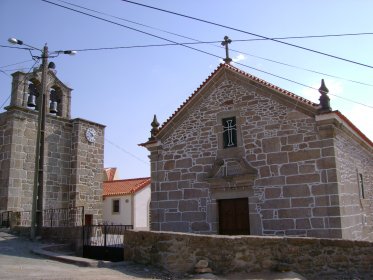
[156,63,317,134]
[103,177,150,183]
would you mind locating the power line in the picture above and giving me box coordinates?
[105,138,149,165]
[0,59,35,69]
[41,0,223,60]
[39,0,373,109]
[42,0,373,87]
[55,0,373,43]
[0,59,40,110]
[0,45,31,50]
[53,0,373,88]
[119,0,373,69]
[70,42,373,88]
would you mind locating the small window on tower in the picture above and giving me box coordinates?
[222,117,237,148]
[112,199,120,214]
[358,173,365,199]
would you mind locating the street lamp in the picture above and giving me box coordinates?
[8,38,76,240]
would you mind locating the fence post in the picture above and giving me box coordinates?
[50,210,53,227]
[104,224,107,248]
[81,206,84,226]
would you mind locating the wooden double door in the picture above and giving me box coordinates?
[218,198,250,235]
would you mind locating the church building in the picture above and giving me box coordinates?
[0,64,105,225]
[141,63,373,240]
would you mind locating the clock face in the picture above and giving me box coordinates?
[85,127,96,143]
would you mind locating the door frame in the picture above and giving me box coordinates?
[218,197,250,235]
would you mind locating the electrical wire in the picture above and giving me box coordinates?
[55,0,373,43]
[41,0,222,60]
[0,45,32,50]
[0,59,40,110]
[105,138,149,165]
[70,42,373,87]
[0,59,35,69]
[52,0,373,87]
[39,0,373,109]
[119,0,373,69]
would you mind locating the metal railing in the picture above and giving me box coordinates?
[0,211,12,227]
[43,206,84,227]
[9,206,84,228]
[83,225,134,247]
[11,211,31,227]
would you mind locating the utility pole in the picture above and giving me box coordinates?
[8,38,76,240]
[30,44,48,240]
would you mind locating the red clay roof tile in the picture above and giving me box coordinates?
[103,177,151,197]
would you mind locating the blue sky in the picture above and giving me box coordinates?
[1,0,372,179]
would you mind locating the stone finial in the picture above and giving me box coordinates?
[149,114,160,141]
[318,79,332,113]
[221,36,232,64]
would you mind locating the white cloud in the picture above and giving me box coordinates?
[232,54,246,63]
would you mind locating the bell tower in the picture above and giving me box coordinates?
[0,66,104,226]
[9,65,72,119]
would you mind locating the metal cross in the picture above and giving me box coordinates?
[223,119,236,147]
[221,36,232,64]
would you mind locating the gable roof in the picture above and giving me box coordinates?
[103,177,151,197]
[143,63,318,143]
[140,63,372,149]
[164,63,317,128]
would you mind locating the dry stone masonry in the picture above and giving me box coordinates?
[123,230,373,278]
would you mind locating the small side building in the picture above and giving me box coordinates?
[103,176,151,230]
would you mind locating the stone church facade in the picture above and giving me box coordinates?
[141,63,373,240]
[0,67,105,225]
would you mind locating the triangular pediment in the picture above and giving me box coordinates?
[152,63,318,142]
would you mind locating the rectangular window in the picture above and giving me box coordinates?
[358,173,365,199]
[222,117,237,148]
[112,199,120,213]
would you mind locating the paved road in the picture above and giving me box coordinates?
[0,229,175,280]
[0,229,305,280]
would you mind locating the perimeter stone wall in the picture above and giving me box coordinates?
[123,230,373,279]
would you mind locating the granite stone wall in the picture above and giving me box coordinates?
[0,109,40,211]
[0,69,105,224]
[334,128,373,240]
[149,73,346,238]
[70,119,104,225]
[123,230,373,279]
[148,67,373,240]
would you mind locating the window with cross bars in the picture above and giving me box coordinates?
[222,117,237,148]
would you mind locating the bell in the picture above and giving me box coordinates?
[27,94,36,107]
[49,101,58,114]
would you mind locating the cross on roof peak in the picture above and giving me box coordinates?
[221,36,232,64]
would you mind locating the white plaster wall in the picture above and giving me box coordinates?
[103,195,132,225]
[134,184,151,230]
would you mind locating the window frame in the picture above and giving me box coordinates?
[112,199,120,214]
[222,116,238,149]
[358,173,365,199]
